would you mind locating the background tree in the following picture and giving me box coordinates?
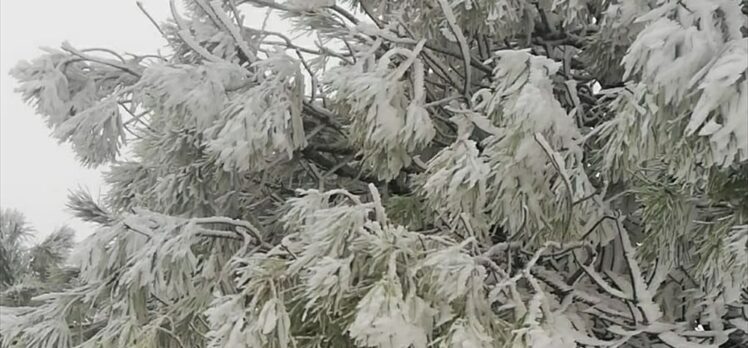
[0,209,33,289]
[1,0,747,347]
[0,209,77,305]
[0,208,77,348]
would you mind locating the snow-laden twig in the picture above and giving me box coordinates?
[435,0,472,98]
[170,0,222,63]
[192,216,266,246]
[534,132,574,240]
[61,43,141,77]
[208,0,257,63]
[614,217,659,324]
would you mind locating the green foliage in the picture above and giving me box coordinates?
[3,0,748,347]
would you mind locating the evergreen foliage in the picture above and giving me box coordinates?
[2,0,747,347]
[0,210,77,316]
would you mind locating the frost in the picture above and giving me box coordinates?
[686,38,748,166]
[53,99,125,166]
[440,318,493,348]
[622,0,748,167]
[138,62,246,131]
[416,119,489,238]
[476,49,594,242]
[5,0,748,347]
[325,40,435,180]
[205,52,307,172]
[286,0,335,11]
[348,280,429,348]
[420,244,483,302]
[9,47,137,167]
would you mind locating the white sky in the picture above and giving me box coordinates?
[0,0,172,241]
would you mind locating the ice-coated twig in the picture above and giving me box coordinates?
[435,0,472,98]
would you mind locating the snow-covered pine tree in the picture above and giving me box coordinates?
[0,209,78,336]
[2,0,747,347]
[0,209,34,289]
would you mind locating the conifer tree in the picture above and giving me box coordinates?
[0,209,33,289]
[2,0,747,347]
[0,209,77,339]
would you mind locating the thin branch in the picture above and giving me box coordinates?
[295,50,318,101]
[423,43,492,74]
[170,0,223,63]
[475,255,509,279]
[580,215,616,240]
[322,154,355,178]
[195,228,242,240]
[507,201,529,241]
[227,0,245,27]
[358,0,383,28]
[539,241,593,258]
[330,5,359,24]
[302,101,344,134]
[124,53,168,62]
[136,1,168,38]
[260,39,350,60]
[614,217,653,324]
[80,48,126,63]
[208,0,257,63]
[61,43,141,77]
[194,0,224,28]
[152,325,187,348]
[533,133,574,240]
[459,213,476,239]
[564,79,586,128]
[325,189,363,205]
[123,222,153,240]
[425,95,460,107]
[573,190,598,206]
[436,0,471,97]
[482,241,523,259]
[495,243,552,289]
[279,242,297,259]
[193,216,266,247]
[575,258,632,301]
[368,183,387,224]
[396,19,464,92]
[118,102,155,132]
[241,0,303,14]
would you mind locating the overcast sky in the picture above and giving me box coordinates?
[0,0,172,241]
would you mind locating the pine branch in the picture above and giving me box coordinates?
[61,42,142,77]
[66,189,114,226]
